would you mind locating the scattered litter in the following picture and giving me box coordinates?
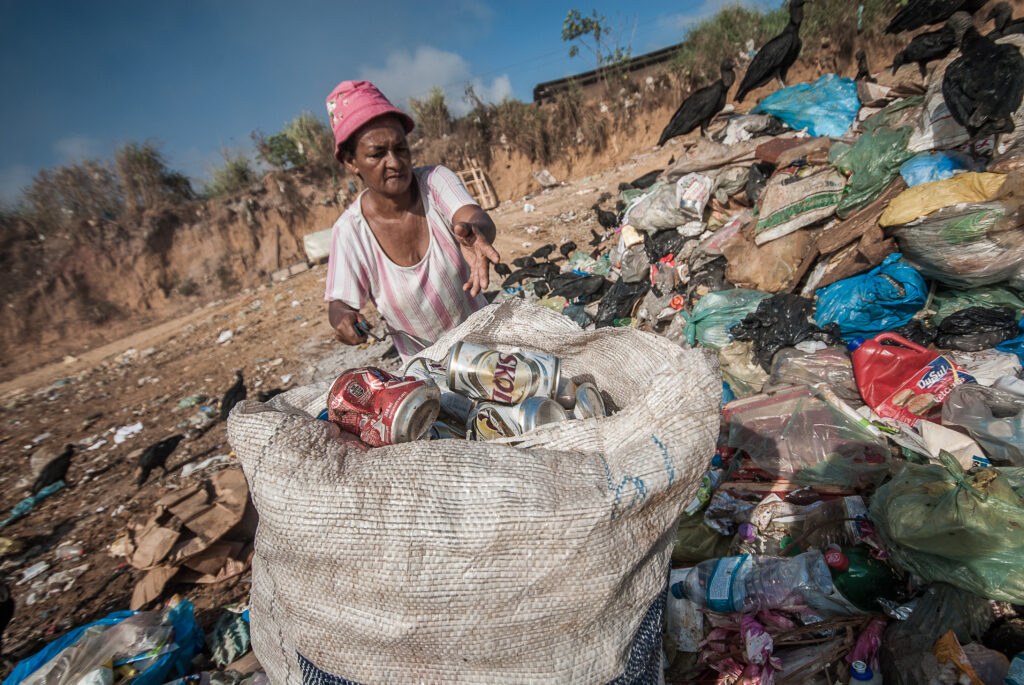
[113,421,144,444]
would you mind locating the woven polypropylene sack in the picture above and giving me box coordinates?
[227,300,721,684]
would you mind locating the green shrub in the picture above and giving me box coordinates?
[115,140,195,217]
[205,150,258,198]
[409,88,453,141]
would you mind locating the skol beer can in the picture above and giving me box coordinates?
[405,357,476,423]
[469,396,568,441]
[327,367,440,446]
[446,342,571,407]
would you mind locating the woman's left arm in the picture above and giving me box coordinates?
[452,204,500,297]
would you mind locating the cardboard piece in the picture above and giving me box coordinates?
[126,468,254,608]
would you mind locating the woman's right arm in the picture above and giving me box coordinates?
[329,300,369,345]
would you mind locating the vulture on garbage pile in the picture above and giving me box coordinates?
[855,50,877,82]
[942,12,1024,138]
[891,21,958,76]
[885,0,987,34]
[735,0,806,103]
[32,444,73,495]
[135,434,184,486]
[659,59,737,144]
[987,2,1024,39]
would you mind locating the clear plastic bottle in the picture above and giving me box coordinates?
[669,551,833,613]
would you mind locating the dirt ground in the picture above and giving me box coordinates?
[0,144,680,676]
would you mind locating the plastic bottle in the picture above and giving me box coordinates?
[850,660,882,684]
[824,546,902,612]
[847,333,935,408]
[669,551,833,613]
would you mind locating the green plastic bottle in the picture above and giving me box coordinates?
[824,545,902,612]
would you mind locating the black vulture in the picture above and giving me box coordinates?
[630,169,664,189]
[502,263,559,289]
[0,578,12,654]
[549,274,607,300]
[588,229,605,247]
[512,255,536,269]
[531,244,555,260]
[136,434,184,486]
[942,12,1024,138]
[494,262,512,278]
[735,1,806,103]
[220,370,246,421]
[855,50,876,82]
[533,280,550,298]
[592,204,619,230]
[660,60,736,144]
[885,0,987,34]
[559,241,577,259]
[988,2,1024,38]
[891,21,957,76]
[32,444,73,495]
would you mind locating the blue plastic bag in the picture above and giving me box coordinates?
[900,152,981,187]
[997,320,1024,364]
[2,601,203,685]
[814,253,928,340]
[752,74,859,138]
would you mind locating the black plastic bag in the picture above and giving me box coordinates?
[729,294,843,372]
[885,319,937,347]
[935,306,1019,351]
[646,229,687,264]
[562,304,594,328]
[595,277,650,328]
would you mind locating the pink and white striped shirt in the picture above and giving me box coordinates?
[324,165,488,361]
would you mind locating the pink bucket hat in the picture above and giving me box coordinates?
[326,80,415,162]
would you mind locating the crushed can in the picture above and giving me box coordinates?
[327,367,440,446]
[405,357,477,423]
[469,397,568,441]
[446,342,574,408]
[572,382,606,420]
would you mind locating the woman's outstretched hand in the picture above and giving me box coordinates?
[454,221,500,297]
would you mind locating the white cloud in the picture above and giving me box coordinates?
[0,165,35,205]
[52,135,102,164]
[651,0,773,47]
[357,45,513,118]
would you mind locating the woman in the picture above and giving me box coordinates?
[324,80,500,362]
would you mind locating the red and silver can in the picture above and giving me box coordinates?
[469,396,568,441]
[446,342,574,408]
[327,367,440,446]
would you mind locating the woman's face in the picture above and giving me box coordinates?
[342,116,412,198]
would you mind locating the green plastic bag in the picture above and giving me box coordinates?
[862,95,924,134]
[830,125,914,219]
[869,454,1024,603]
[681,289,771,350]
[932,286,1024,324]
[672,513,732,565]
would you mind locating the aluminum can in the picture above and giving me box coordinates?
[327,367,440,446]
[427,418,467,440]
[446,341,565,406]
[405,357,476,423]
[469,396,568,441]
[572,382,606,419]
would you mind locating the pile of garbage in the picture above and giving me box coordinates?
[488,71,1024,683]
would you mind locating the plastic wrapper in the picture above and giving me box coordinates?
[624,176,710,234]
[729,294,842,372]
[712,113,785,144]
[752,74,859,138]
[947,349,1022,387]
[709,165,749,204]
[899,151,984,187]
[888,200,1024,290]
[619,244,649,283]
[718,340,769,398]
[942,383,1024,466]
[681,288,770,350]
[830,124,914,219]
[676,173,712,220]
[726,385,890,488]
[880,172,1007,227]
[932,286,1024,324]
[869,455,1024,602]
[814,253,928,341]
[768,346,860,402]
[935,306,1020,351]
[880,583,995,685]
[753,165,846,245]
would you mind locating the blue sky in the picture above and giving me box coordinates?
[0,0,775,202]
